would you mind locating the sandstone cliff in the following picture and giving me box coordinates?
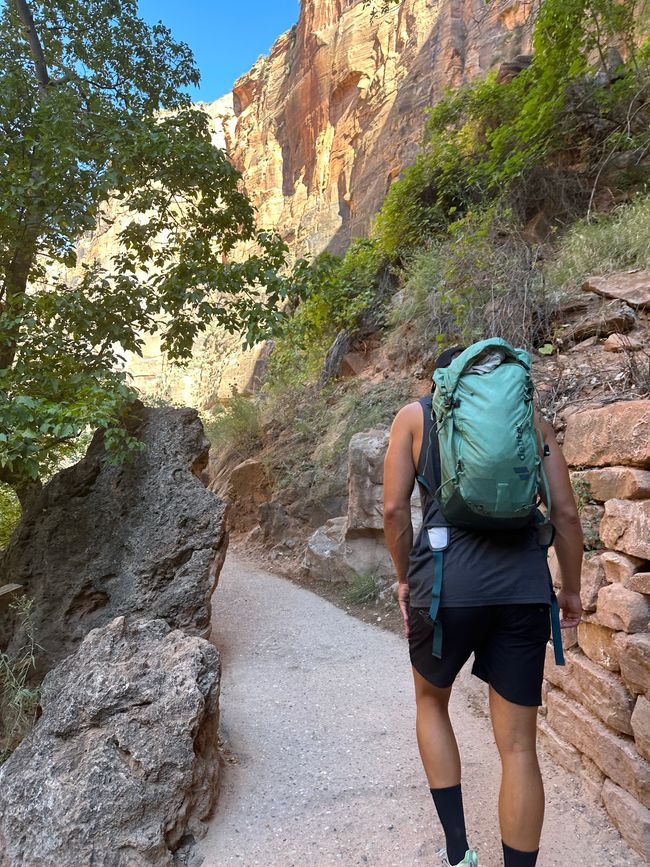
[221,0,534,257]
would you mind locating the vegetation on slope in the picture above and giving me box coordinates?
[208,0,650,489]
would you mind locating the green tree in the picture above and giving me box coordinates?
[0,0,290,497]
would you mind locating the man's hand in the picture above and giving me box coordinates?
[398,581,410,637]
[557,589,582,629]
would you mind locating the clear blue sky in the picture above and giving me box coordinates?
[138,0,300,103]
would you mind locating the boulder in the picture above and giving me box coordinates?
[600,499,650,560]
[301,517,393,583]
[571,467,650,501]
[216,458,271,532]
[583,271,650,309]
[602,780,650,861]
[347,428,422,536]
[619,634,650,697]
[633,696,650,764]
[347,429,390,533]
[562,400,650,468]
[556,301,635,345]
[600,550,645,583]
[578,621,620,672]
[546,690,650,808]
[0,616,220,866]
[0,406,227,678]
[596,583,650,633]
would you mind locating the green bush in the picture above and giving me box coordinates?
[547,194,650,290]
[0,485,20,550]
[204,389,262,460]
[267,240,387,389]
[373,0,650,257]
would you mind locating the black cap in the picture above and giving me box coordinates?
[434,345,466,370]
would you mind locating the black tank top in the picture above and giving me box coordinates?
[407,396,552,608]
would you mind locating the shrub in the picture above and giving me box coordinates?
[0,596,40,763]
[547,194,650,290]
[204,389,262,461]
[267,240,388,389]
[344,573,384,605]
[0,485,20,550]
[373,0,650,258]
[392,210,555,349]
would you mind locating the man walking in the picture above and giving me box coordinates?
[383,345,583,867]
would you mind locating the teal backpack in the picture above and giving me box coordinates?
[423,338,564,665]
[430,338,550,529]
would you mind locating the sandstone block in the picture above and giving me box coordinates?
[546,647,634,734]
[577,621,620,672]
[580,553,606,612]
[597,583,650,633]
[0,617,221,867]
[562,400,650,468]
[537,717,581,774]
[301,518,394,583]
[580,754,605,802]
[620,634,650,697]
[602,780,650,860]
[633,696,650,764]
[601,550,645,583]
[626,573,650,594]
[600,498,650,560]
[583,271,650,308]
[571,467,650,501]
[546,690,650,808]
[340,352,366,378]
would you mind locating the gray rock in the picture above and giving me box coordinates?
[0,406,228,678]
[0,616,221,867]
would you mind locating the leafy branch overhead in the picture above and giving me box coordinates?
[0,0,290,489]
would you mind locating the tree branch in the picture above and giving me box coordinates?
[12,0,50,92]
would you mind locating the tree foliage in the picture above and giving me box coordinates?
[0,0,290,490]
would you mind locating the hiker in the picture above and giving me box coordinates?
[383,342,583,867]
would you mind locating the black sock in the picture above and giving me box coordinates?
[502,841,539,867]
[430,785,468,865]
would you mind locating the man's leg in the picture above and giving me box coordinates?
[413,668,469,864]
[489,686,543,866]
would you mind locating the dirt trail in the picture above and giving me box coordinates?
[198,557,635,867]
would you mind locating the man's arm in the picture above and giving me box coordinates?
[384,403,419,634]
[539,417,583,628]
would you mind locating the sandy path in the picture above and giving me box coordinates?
[198,557,635,867]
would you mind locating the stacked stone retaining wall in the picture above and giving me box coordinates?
[540,399,650,859]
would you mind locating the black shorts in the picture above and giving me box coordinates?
[408,604,551,706]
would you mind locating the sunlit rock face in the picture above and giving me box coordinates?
[76,1,535,405]
[218,0,534,258]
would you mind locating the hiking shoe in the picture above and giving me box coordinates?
[437,848,478,867]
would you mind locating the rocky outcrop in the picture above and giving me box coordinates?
[224,0,535,258]
[542,398,650,859]
[0,406,228,678]
[302,427,421,582]
[0,616,221,866]
[583,271,650,309]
